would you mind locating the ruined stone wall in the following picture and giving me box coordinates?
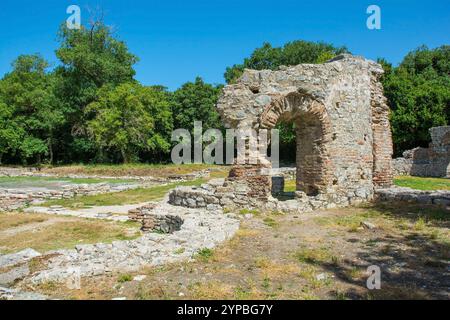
[169,55,394,212]
[216,54,393,203]
[392,126,450,178]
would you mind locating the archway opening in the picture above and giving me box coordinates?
[262,93,332,200]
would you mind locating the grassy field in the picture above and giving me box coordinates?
[0,212,141,254]
[284,176,450,193]
[393,176,450,190]
[39,179,205,208]
[37,166,229,208]
[39,163,229,178]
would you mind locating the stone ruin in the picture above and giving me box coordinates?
[128,203,184,233]
[393,126,450,178]
[169,54,394,212]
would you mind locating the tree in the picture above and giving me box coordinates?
[54,21,139,162]
[0,54,63,164]
[171,77,223,133]
[0,100,23,164]
[86,83,173,163]
[224,40,348,84]
[382,45,450,155]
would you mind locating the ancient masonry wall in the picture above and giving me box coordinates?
[169,55,394,212]
[392,126,450,177]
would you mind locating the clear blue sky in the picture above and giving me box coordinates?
[0,0,449,90]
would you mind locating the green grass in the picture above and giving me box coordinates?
[285,176,450,192]
[394,176,450,191]
[239,208,260,215]
[40,163,228,178]
[196,248,214,262]
[284,179,296,192]
[0,176,135,185]
[39,178,207,208]
[117,274,133,283]
[263,217,278,228]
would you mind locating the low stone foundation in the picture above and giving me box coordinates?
[168,177,370,213]
[128,204,184,233]
[0,182,151,212]
[375,187,450,207]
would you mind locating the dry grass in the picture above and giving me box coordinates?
[253,257,301,278]
[0,212,48,231]
[0,213,140,254]
[190,281,236,300]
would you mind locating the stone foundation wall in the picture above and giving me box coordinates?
[168,177,370,214]
[128,204,184,233]
[375,187,450,207]
[0,182,146,211]
[215,54,393,204]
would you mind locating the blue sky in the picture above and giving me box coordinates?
[0,0,449,90]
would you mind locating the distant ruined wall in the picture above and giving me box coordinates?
[393,126,450,178]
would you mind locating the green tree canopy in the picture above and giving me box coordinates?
[171,77,223,133]
[54,22,139,162]
[382,45,450,156]
[86,83,173,163]
[0,54,63,164]
[224,40,348,84]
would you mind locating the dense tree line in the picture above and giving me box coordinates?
[379,45,450,156]
[0,21,447,164]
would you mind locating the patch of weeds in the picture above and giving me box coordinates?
[263,217,278,228]
[196,248,214,262]
[414,217,427,231]
[117,274,133,283]
[174,248,185,255]
[38,281,58,291]
[239,208,260,216]
[333,289,348,300]
[345,267,363,280]
[294,246,333,265]
[270,211,283,216]
[261,277,271,290]
[234,286,252,300]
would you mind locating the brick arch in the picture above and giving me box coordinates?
[259,92,333,196]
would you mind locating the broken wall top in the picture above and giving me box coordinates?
[217,54,384,129]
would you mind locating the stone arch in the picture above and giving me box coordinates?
[259,92,333,196]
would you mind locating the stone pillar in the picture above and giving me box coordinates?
[371,73,394,188]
